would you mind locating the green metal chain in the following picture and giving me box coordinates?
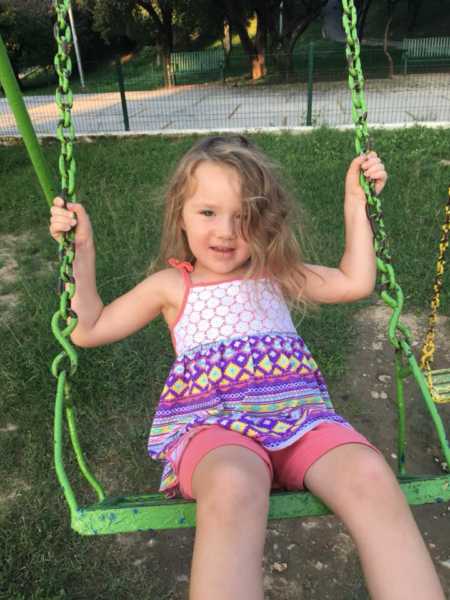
[51,0,78,393]
[51,0,105,513]
[341,0,412,351]
[51,0,80,515]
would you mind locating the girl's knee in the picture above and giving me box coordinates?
[342,447,403,506]
[307,444,404,512]
[192,447,271,517]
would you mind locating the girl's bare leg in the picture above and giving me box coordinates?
[189,445,272,600]
[304,444,445,600]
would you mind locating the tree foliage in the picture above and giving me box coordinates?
[80,0,225,84]
[0,0,112,78]
[81,0,224,51]
[0,0,54,72]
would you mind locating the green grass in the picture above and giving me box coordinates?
[0,128,449,598]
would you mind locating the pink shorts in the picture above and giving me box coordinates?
[177,423,378,500]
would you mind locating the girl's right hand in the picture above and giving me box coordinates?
[49,196,93,247]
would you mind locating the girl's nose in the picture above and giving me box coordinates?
[217,216,237,239]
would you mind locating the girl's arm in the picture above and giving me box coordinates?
[50,198,169,348]
[302,152,387,304]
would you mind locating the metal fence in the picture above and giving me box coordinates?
[1,47,449,136]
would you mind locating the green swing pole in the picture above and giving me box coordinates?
[0,34,56,206]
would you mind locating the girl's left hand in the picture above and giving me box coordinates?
[345,151,388,200]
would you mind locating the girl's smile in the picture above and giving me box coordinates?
[210,245,235,255]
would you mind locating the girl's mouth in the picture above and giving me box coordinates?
[211,246,234,254]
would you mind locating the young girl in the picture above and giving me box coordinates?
[49,135,445,600]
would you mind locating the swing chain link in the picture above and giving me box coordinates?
[51,0,79,380]
[342,0,412,351]
[419,187,450,402]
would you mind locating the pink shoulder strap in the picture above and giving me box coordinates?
[168,258,193,273]
[167,259,193,350]
[168,257,193,287]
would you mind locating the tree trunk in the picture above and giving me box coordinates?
[155,46,161,67]
[276,0,327,80]
[383,15,394,78]
[356,0,373,42]
[138,0,174,87]
[407,0,422,34]
[254,4,268,77]
[12,62,24,92]
[163,51,174,87]
[223,19,232,54]
[251,52,266,79]
[223,0,265,80]
[241,13,267,80]
[222,19,232,68]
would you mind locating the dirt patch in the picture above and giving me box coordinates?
[0,232,53,273]
[359,301,450,361]
[0,479,31,512]
[0,234,29,282]
[0,293,20,324]
[105,301,449,599]
[0,423,18,433]
[0,255,18,285]
[0,232,54,322]
[0,233,26,323]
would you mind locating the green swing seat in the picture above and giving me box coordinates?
[69,477,449,535]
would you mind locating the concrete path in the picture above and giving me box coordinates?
[1,73,449,136]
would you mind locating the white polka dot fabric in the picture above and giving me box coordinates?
[173,279,297,356]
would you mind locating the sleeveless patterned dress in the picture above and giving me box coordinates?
[147,259,352,498]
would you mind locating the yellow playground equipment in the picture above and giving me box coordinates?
[420,187,450,404]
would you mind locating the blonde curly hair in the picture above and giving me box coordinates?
[152,135,314,311]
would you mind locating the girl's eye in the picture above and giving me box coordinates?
[199,210,241,218]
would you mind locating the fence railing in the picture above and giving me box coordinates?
[1,48,449,136]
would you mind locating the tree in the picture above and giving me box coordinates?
[274,0,328,57]
[221,0,267,79]
[80,0,142,48]
[175,0,226,51]
[0,0,55,84]
[220,0,328,80]
[380,0,425,77]
[383,0,401,78]
[355,0,374,41]
[83,0,190,86]
[406,0,423,33]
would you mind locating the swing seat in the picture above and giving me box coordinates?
[70,476,450,535]
[429,368,450,403]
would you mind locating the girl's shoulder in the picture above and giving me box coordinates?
[142,266,185,326]
[144,266,185,300]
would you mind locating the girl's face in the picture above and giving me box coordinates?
[181,161,251,279]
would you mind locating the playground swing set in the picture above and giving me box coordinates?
[0,0,448,536]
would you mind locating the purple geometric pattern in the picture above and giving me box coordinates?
[148,332,350,497]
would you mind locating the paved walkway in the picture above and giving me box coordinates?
[1,73,449,136]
